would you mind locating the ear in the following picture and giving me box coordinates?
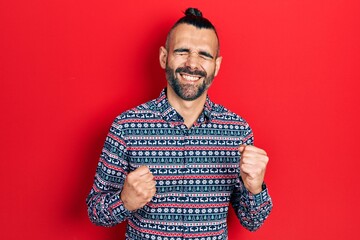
[159,46,167,69]
[214,56,222,77]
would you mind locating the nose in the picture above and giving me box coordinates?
[185,52,201,68]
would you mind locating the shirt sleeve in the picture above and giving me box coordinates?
[86,117,132,227]
[230,178,273,231]
[230,118,273,231]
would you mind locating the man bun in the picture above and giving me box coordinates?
[184,8,203,17]
[166,7,219,54]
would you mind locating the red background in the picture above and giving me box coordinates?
[1,0,360,239]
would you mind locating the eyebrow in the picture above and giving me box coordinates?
[173,48,214,59]
[174,48,190,53]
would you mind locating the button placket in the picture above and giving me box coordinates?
[176,124,187,238]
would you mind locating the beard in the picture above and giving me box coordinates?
[165,64,215,101]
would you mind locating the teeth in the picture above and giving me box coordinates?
[182,74,200,81]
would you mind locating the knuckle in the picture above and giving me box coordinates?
[134,187,142,195]
[125,178,134,186]
[144,191,153,200]
[126,173,134,180]
[150,188,156,194]
[141,165,150,171]
[255,168,262,175]
[140,191,148,199]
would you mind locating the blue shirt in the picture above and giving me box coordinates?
[86,89,272,239]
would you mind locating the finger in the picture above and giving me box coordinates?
[241,152,260,164]
[150,180,157,188]
[241,145,267,155]
[241,162,264,173]
[140,180,157,190]
[241,160,266,176]
[148,184,157,196]
[150,187,156,197]
[240,159,267,172]
[133,165,151,176]
[240,165,259,179]
[141,173,155,182]
[240,151,269,164]
[240,162,251,174]
[239,144,246,153]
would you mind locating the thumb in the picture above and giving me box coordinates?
[239,145,246,153]
[133,165,150,176]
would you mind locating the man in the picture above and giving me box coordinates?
[87,8,272,240]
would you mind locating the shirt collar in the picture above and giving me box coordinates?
[155,88,214,124]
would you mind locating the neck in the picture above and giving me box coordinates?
[166,86,207,129]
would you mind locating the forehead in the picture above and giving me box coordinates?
[168,24,219,53]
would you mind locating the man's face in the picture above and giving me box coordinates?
[160,24,222,101]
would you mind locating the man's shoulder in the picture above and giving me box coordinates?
[211,102,249,125]
[211,102,254,144]
[112,98,159,123]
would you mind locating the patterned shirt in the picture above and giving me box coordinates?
[86,89,273,240]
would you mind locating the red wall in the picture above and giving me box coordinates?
[1,1,360,239]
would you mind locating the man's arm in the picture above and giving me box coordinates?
[86,117,157,227]
[230,124,273,231]
[86,118,132,227]
[231,174,273,231]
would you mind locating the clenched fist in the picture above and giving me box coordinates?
[120,165,156,211]
[239,145,269,195]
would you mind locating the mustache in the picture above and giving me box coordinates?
[175,66,206,77]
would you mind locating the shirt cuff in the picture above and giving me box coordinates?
[117,199,133,218]
[110,191,133,220]
[245,183,271,206]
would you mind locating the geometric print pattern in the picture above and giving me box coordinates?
[87,89,272,240]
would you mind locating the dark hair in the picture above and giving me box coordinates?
[165,8,219,53]
[173,8,217,31]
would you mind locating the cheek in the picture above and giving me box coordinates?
[204,63,217,75]
[168,55,190,69]
[167,56,178,66]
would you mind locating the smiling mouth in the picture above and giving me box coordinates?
[179,73,202,81]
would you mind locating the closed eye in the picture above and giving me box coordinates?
[174,48,190,55]
[173,48,214,60]
[198,51,214,60]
